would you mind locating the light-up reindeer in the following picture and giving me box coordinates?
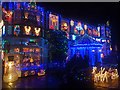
[34,27,41,36]
[24,26,31,35]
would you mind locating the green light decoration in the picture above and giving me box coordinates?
[29,1,36,9]
[30,39,35,42]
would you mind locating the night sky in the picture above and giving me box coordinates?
[37,2,119,52]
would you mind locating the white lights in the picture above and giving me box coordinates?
[102,40,106,42]
[72,35,76,40]
[97,26,100,32]
[99,50,102,52]
[0,20,4,29]
[3,61,18,83]
[92,67,119,83]
[96,38,101,42]
[84,24,87,30]
[2,25,5,35]
[92,50,95,52]
[101,53,104,58]
[70,20,74,26]
[0,20,4,37]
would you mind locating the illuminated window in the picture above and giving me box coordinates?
[24,26,31,35]
[49,14,59,30]
[14,25,20,36]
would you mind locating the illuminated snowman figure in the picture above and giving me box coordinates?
[3,60,18,83]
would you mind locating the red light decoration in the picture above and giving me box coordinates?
[2,8,13,23]
[23,48,29,52]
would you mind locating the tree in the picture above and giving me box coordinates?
[45,29,68,63]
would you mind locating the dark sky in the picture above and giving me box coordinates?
[37,2,119,51]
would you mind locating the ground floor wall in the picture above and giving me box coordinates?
[69,46,102,66]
